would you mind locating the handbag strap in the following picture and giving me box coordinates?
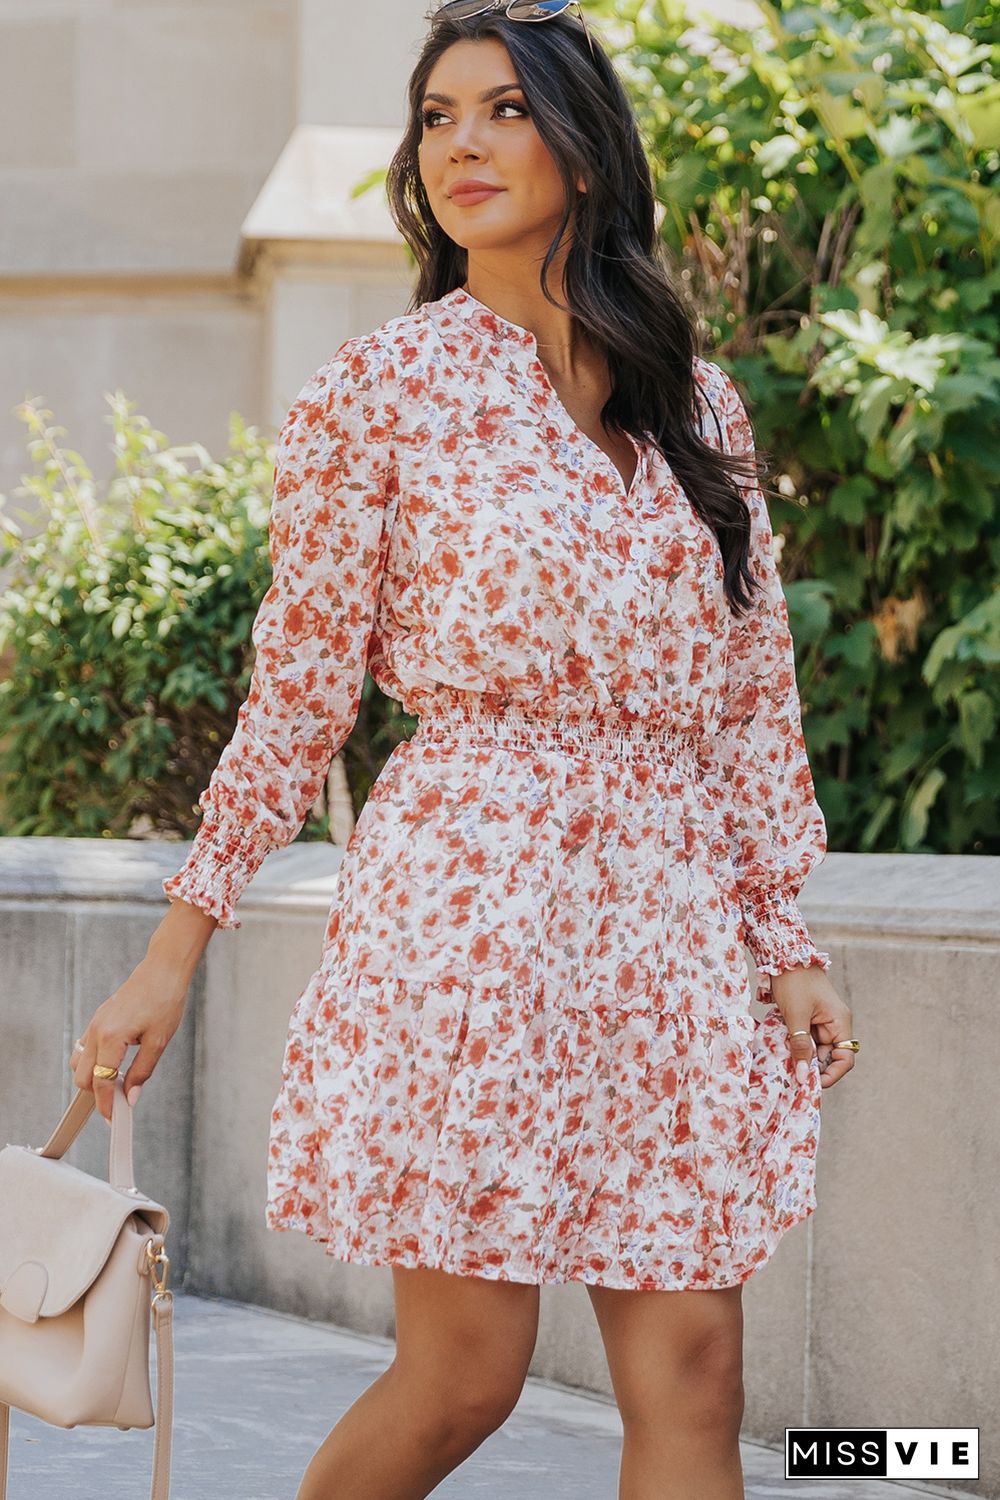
[37,1077,136,1192]
[0,1286,174,1500]
[149,1290,175,1500]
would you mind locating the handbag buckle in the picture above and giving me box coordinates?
[144,1239,170,1297]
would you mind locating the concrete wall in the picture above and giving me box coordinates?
[0,0,418,504]
[2,837,997,1495]
[1,0,289,498]
[0,1,300,278]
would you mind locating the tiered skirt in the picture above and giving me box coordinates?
[264,704,821,1291]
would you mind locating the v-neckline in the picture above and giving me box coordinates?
[441,285,647,506]
[529,354,644,502]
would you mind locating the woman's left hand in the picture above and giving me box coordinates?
[770,967,857,1091]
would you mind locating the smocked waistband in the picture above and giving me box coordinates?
[411,703,700,763]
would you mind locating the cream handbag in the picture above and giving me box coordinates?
[0,1075,174,1499]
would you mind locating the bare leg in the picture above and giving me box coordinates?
[294,1264,540,1500]
[588,1281,746,1500]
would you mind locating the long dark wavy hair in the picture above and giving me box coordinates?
[385,3,771,616]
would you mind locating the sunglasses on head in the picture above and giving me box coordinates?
[433,0,597,61]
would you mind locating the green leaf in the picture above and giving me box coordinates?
[755,135,804,176]
[901,766,947,847]
[828,475,877,524]
[957,689,996,768]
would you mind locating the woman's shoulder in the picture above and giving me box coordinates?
[692,353,734,405]
[280,312,418,439]
[294,305,434,408]
[691,353,738,449]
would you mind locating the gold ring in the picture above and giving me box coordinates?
[830,1039,861,1052]
[92,1064,120,1080]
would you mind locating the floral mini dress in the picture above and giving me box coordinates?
[163,285,832,1292]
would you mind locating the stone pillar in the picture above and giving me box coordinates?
[238,125,414,433]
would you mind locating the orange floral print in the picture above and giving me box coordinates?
[163,286,831,1290]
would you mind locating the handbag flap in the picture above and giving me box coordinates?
[0,1142,169,1321]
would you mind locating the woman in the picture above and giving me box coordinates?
[70,4,858,1497]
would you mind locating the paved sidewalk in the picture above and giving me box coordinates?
[3,1292,972,1499]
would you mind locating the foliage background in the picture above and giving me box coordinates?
[0,398,412,840]
[590,0,1000,853]
[1,0,997,851]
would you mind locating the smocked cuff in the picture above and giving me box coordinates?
[740,887,831,1002]
[161,818,269,931]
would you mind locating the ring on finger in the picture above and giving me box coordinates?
[92,1063,119,1080]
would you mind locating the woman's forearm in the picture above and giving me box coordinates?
[146,895,219,984]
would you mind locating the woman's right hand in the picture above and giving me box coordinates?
[69,897,218,1122]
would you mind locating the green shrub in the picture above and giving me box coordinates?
[0,395,412,839]
[589,0,1000,852]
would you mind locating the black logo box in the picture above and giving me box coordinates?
[786,1428,979,1480]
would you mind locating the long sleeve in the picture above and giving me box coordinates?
[696,364,831,1000]
[162,333,397,930]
